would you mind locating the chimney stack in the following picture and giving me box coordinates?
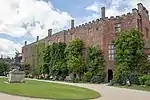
[71,20,74,29]
[36,36,39,41]
[48,29,52,37]
[25,41,27,46]
[101,7,105,19]
[137,3,143,12]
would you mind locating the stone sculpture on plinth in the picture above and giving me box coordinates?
[8,49,25,83]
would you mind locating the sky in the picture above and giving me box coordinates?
[0,0,150,57]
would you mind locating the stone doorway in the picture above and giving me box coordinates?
[108,69,113,82]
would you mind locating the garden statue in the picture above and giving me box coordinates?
[8,49,25,83]
[14,49,23,70]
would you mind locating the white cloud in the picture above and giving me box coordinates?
[1,0,150,57]
[0,0,73,57]
[129,0,150,11]
[0,38,22,57]
[105,0,150,17]
[85,2,99,13]
[0,0,73,38]
[75,13,99,26]
[84,0,150,22]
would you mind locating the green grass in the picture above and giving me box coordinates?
[114,84,150,92]
[0,78,100,100]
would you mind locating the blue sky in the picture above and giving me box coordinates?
[50,0,98,17]
[0,0,149,57]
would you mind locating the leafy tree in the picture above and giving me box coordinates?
[30,42,46,76]
[52,61,68,79]
[42,45,51,74]
[0,60,9,75]
[114,29,149,84]
[43,42,67,77]
[86,46,106,82]
[65,38,84,78]
[36,42,45,74]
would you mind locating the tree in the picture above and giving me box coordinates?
[65,38,84,78]
[0,60,9,75]
[36,42,45,74]
[42,45,51,74]
[52,61,68,80]
[86,46,106,82]
[43,42,67,78]
[30,42,46,76]
[114,29,149,84]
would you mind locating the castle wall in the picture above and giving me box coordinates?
[22,3,150,80]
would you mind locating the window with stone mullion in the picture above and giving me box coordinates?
[108,43,115,61]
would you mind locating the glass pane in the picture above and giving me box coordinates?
[118,27,121,32]
[117,24,121,27]
[148,55,150,61]
[109,55,111,60]
[112,49,114,54]
[109,50,111,54]
[108,45,111,49]
[112,55,115,61]
[112,44,114,49]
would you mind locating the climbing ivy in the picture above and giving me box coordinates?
[85,46,106,82]
[65,38,84,78]
[43,42,67,78]
[114,29,149,84]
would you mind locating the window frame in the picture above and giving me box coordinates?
[108,43,115,61]
[115,23,121,33]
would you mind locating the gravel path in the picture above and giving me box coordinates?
[0,79,150,100]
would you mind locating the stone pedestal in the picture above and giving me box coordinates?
[8,69,25,83]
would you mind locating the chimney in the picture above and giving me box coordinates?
[48,29,52,37]
[25,41,27,46]
[71,20,74,29]
[36,36,39,41]
[101,7,105,19]
[137,3,143,12]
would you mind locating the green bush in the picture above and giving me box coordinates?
[128,72,140,84]
[73,78,82,83]
[145,80,150,86]
[91,76,101,84]
[83,72,92,82]
[139,75,150,85]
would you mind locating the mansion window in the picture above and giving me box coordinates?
[115,23,121,33]
[146,27,149,39]
[108,43,115,61]
[148,55,150,62]
[72,34,76,39]
[58,37,60,42]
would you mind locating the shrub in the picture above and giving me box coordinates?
[128,72,140,85]
[91,76,101,84]
[139,75,150,85]
[73,78,82,83]
[83,72,92,82]
[145,80,150,86]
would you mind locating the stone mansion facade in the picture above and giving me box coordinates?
[22,3,150,81]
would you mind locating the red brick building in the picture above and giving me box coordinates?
[22,3,150,82]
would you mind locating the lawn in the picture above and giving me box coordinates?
[114,84,150,92]
[0,78,100,100]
